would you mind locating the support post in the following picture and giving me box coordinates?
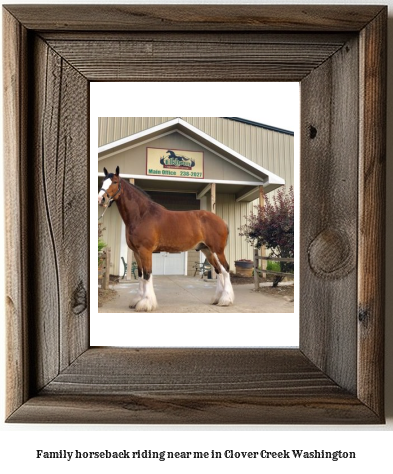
[211,183,216,279]
[259,186,266,271]
[103,247,111,290]
[126,178,135,280]
[254,248,259,290]
[211,182,216,214]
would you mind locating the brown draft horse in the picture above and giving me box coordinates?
[98,166,234,312]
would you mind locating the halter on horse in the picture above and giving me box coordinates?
[98,166,234,312]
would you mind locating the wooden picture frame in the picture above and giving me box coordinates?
[3,5,386,424]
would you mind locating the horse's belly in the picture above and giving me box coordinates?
[155,233,202,253]
[155,241,197,252]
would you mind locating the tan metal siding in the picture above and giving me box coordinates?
[99,204,123,276]
[187,250,199,276]
[98,117,294,189]
[216,194,255,272]
[185,117,294,191]
[98,117,176,147]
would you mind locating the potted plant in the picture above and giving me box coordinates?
[234,259,253,277]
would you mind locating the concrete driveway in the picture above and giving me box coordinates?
[99,275,294,313]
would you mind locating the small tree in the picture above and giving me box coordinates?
[239,186,294,286]
[98,223,106,266]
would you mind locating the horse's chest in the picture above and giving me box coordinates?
[125,231,138,251]
[126,227,156,250]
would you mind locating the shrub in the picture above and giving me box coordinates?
[239,186,294,285]
[266,260,281,273]
[98,223,106,266]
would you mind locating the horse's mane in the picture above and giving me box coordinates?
[121,178,153,202]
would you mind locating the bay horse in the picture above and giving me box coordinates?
[98,166,234,312]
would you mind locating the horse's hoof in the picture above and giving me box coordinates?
[129,297,142,309]
[217,291,234,306]
[135,297,157,312]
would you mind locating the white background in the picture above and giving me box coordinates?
[91,82,300,348]
[1,1,392,473]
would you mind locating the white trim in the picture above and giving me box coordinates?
[98,129,177,162]
[178,127,285,184]
[98,119,181,153]
[143,187,198,194]
[235,186,260,202]
[196,183,212,200]
[99,127,268,183]
[98,118,285,186]
[98,172,267,187]
[175,129,265,182]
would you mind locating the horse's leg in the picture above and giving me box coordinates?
[201,248,226,305]
[129,252,144,309]
[134,249,158,312]
[212,251,234,306]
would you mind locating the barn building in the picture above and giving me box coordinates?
[98,117,294,278]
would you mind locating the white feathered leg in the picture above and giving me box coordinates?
[129,277,144,308]
[135,275,158,312]
[213,253,235,306]
[211,272,224,304]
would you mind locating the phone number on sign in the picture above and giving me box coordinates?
[180,171,203,177]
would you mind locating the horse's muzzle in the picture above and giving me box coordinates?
[98,195,105,206]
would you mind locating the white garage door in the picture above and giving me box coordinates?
[152,252,186,275]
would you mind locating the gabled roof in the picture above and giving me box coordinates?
[98,117,285,197]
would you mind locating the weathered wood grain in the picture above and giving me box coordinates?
[41,31,354,44]
[3,5,384,32]
[7,348,380,424]
[10,35,90,395]
[30,37,90,383]
[358,9,387,417]
[44,348,340,394]
[3,4,386,424]
[300,36,360,394]
[3,8,29,418]
[46,38,347,81]
[42,45,90,368]
[9,392,379,425]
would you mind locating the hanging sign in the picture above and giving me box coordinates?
[146,148,204,179]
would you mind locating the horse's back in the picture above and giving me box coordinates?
[163,209,227,230]
[156,208,228,242]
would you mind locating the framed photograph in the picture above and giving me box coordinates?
[4,5,386,424]
[93,101,299,347]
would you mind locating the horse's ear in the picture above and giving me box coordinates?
[103,167,108,176]
[116,166,120,176]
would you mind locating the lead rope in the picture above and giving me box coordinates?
[98,182,122,220]
[98,203,111,220]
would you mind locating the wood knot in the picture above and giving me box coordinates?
[309,125,317,139]
[358,306,370,326]
[308,228,355,279]
[73,281,87,315]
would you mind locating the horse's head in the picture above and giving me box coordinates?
[98,166,121,206]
